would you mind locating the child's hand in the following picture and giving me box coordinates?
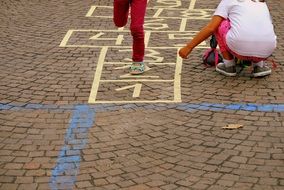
[179,46,191,59]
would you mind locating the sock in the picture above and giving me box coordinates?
[254,61,264,67]
[133,61,144,64]
[223,59,235,67]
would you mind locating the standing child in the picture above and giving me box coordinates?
[113,0,148,75]
[179,0,277,77]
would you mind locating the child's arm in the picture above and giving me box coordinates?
[179,15,224,59]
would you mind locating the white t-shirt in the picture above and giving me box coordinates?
[214,0,277,58]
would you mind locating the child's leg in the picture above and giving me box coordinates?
[113,0,130,27]
[214,19,236,76]
[222,51,234,62]
[130,0,147,62]
[215,19,234,61]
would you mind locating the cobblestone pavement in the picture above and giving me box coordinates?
[0,0,284,190]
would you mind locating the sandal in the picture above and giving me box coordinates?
[130,62,145,75]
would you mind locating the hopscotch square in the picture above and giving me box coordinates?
[103,48,179,63]
[86,6,112,18]
[101,47,178,81]
[151,8,213,19]
[148,31,208,48]
[59,30,132,48]
[88,47,182,103]
[144,18,186,31]
[182,9,214,19]
[94,81,176,103]
[101,63,176,81]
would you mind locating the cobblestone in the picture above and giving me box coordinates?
[1,0,284,189]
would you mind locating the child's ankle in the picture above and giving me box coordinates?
[224,59,235,67]
[254,61,264,67]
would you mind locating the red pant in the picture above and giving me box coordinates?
[113,0,147,62]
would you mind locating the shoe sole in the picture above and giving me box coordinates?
[252,70,271,77]
[216,67,237,77]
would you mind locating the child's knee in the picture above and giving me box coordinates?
[130,25,144,35]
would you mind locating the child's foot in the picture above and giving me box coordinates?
[252,65,271,77]
[130,62,145,75]
[216,62,237,76]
